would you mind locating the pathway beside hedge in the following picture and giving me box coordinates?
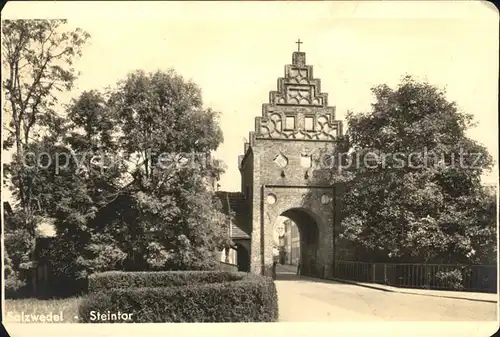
[274,267,497,321]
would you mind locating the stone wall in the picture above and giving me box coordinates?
[240,50,350,277]
[239,150,254,211]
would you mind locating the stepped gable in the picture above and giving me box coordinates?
[241,50,343,155]
[216,191,251,239]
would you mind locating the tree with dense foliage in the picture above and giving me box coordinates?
[339,75,496,264]
[18,70,231,288]
[2,19,90,291]
[28,89,124,284]
[3,21,230,293]
[101,69,230,271]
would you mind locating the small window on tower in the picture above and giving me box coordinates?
[300,154,312,168]
[304,116,314,131]
[285,116,295,131]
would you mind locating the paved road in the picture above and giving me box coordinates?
[275,264,497,322]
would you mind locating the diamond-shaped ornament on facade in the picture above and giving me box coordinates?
[273,152,288,168]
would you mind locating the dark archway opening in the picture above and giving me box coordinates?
[236,243,250,272]
[278,208,320,277]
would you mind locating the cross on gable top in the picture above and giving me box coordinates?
[295,38,303,52]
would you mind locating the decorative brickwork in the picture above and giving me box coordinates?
[227,50,348,277]
[252,51,343,143]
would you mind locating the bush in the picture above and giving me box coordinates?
[435,269,464,290]
[79,271,278,322]
[4,251,28,298]
[4,272,28,298]
[88,270,242,293]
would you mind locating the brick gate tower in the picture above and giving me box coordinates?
[237,45,347,277]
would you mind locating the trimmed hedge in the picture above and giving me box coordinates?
[88,270,241,293]
[79,271,278,322]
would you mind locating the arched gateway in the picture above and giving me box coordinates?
[218,48,347,278]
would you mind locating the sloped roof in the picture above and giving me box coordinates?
[216,191,251,239]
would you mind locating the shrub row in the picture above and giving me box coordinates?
[88,270,242,293]
[79,271,278,323]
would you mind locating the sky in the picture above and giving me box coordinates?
[2,1,499,196]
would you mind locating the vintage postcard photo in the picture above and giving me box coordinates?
[1,1,498,336]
